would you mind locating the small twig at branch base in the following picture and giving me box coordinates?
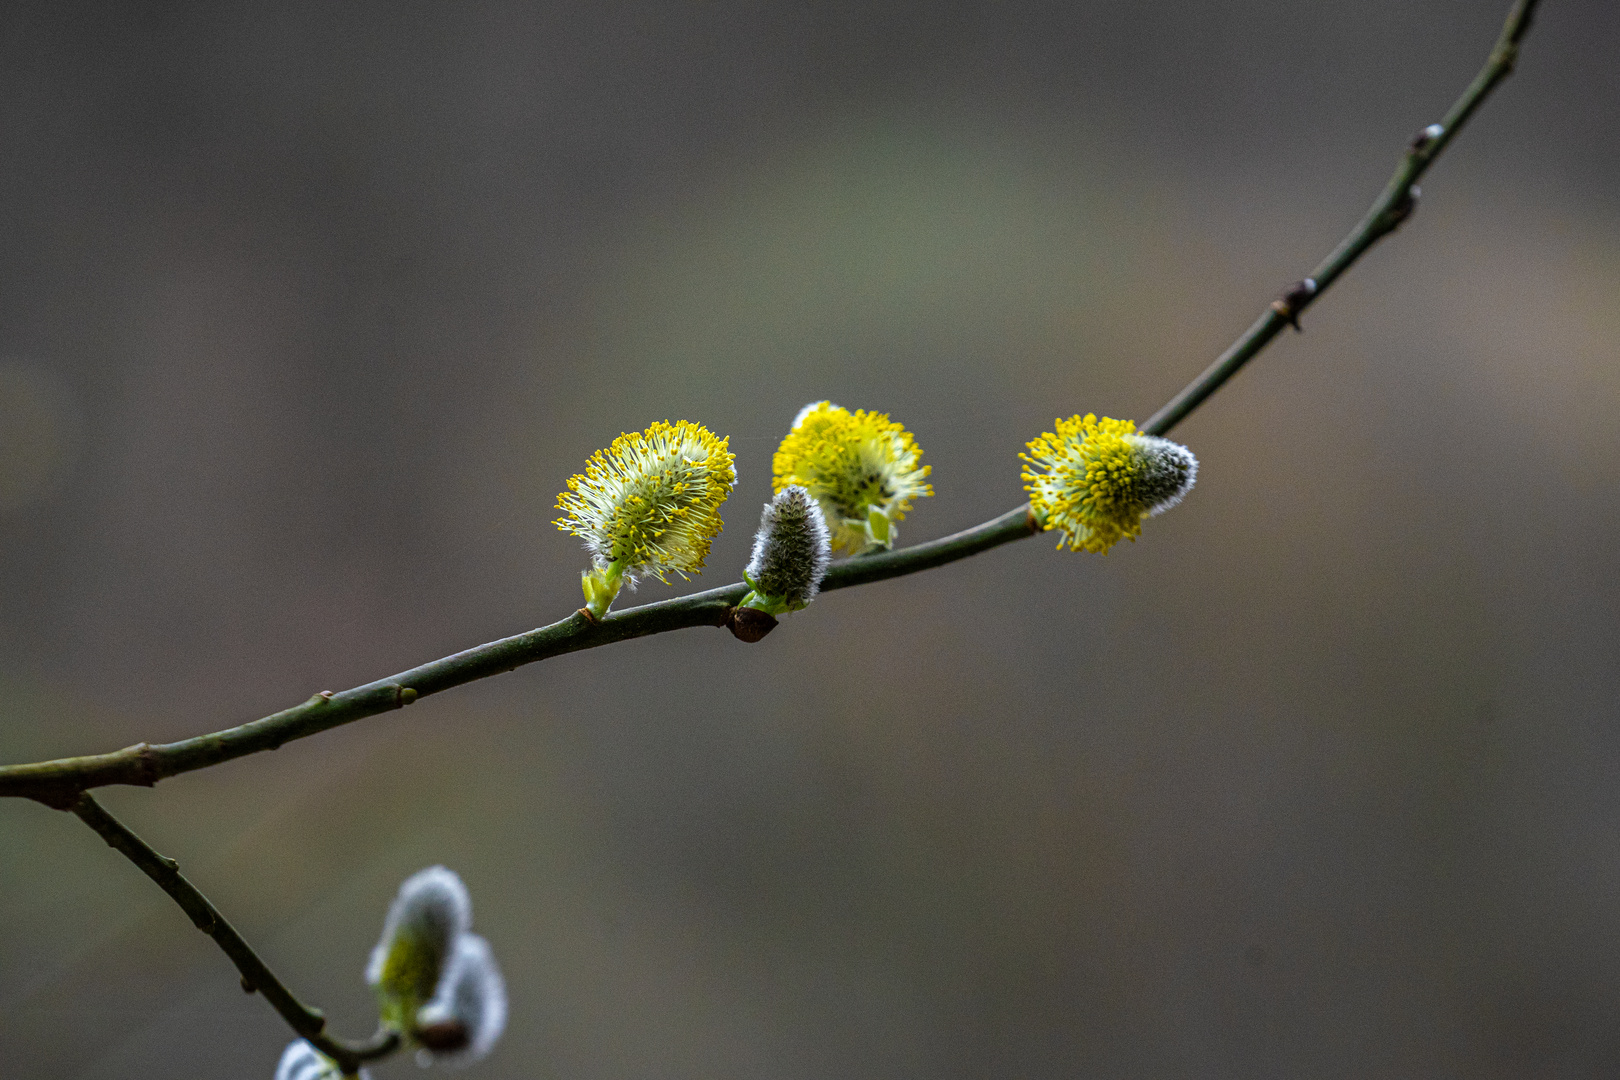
[68,792,399,1074]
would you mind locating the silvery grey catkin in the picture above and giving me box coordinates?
[745,485,832,611]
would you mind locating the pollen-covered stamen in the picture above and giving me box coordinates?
[772,401,932,555]
[740,485,832,616]
[556,420,737,616]
[1021,414,1197,555]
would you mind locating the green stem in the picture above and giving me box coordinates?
[67,792,399,1075]
[583,559,627,619]
[0,507,1046,804]
[0,0,1541,808]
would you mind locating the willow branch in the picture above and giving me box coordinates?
[5,4,1544,1065]
[0,0,1539,809]
[68,792,399,1074]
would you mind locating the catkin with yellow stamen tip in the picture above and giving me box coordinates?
[555,420,737,617]
[772,401,932,556]
[1020,413,1197,554]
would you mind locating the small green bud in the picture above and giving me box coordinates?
[865,505,891,547]
[739,485,832,617]
[580,560,626,619]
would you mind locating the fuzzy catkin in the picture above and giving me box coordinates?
[415,933,508,1066]
[275,1040,369,1080]
[746,485,832,608]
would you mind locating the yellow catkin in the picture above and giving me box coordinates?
[1020,414,1197,554]
[772,401,932,555]
[555,420,736,582]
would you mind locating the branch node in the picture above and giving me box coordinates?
[576,606,598,624]
[395,686,418,706]
[35,786,87,811]
[241,975,257,994]
[1270,277,1318,332]
[109,742,164,788]
[1409,122,1445,154]
[1380,187,1420,234]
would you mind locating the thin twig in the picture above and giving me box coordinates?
[0,508,1041,805]
[0,0,1542,807]
[68,791,399,1074]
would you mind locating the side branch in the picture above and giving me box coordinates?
[1142,0,1540,436]
[68,792,399,1074]
[0,0,1540,804]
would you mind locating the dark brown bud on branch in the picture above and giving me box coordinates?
[1270,277,1318,332]
[726,607,779,643]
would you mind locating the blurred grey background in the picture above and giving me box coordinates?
[1,1,1617,1077]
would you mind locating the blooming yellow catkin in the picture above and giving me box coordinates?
[772,401,932,555]
[1021,414,1197,554]
[555,420,736,617]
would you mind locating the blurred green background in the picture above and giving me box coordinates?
[2,2,1618,1077]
